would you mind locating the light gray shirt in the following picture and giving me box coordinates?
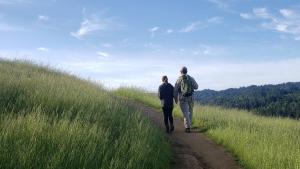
[174,74,198,99]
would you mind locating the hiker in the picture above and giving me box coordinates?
[158,75,175,133]
[174,66,198,133]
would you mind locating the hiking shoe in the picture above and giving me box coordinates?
[170,126,174,132]
[166,127,170,134]
[185,128,191,133]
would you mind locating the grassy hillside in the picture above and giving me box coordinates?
[0,60,170,169]
[116,88,300,169]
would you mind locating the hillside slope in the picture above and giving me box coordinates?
[0,60,170,169]
[195,82,300,118]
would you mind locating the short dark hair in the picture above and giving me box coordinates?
[162,75,168,82]
[180,66,187,74]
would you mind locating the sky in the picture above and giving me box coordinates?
[0,0,300,91]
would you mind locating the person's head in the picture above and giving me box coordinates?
[162,75,168,83]
[180,66,188,75]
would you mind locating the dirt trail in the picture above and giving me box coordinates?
[132,102,242,169]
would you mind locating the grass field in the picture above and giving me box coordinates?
[0,60,171,169]
[115,88,300,169]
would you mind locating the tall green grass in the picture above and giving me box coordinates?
[115,88,300,169]
[0,60,170,169]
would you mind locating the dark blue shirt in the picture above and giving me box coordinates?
[158,82,174,108]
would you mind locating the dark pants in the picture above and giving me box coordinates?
[162,106,174,129]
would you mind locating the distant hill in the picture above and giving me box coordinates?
[194,82,300,118]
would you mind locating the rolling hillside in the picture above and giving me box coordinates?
[194,82,300,118]
[0,59,170,169]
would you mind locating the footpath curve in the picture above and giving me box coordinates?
[132,102,242,169]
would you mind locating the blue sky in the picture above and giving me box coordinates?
[1,0,300,91]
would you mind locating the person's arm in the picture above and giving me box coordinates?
[174,79,180,104]
[158,85,162,100]
[171,85,177,104]
[191,76,198,90]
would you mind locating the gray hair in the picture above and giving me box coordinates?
[180,66,187,74]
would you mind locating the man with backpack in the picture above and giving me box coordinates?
[158,75,175,133]
[174,67,198,133]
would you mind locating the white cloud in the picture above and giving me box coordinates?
[207,16,223,23]
[280,9,295,18]
[275,24,288,32]
[61,56,175,91]
[261,11,300,36]
[71,18,106,39]
[37,47,49,52]
[2,49,300,91]
[169,44,227,58]
[180,21,205,33]
[243,7,300,40]
[240,13,253,19]
[166,29,173,34]
[101,43,112,48]
[194,45,225,56]
[71,14,120,39]
[253,8,273,19]
[148,26,159,38]
[63,54,300,91]
[38,15,49,21]
[206,0,238,13]
[166,17,222,34]
[97,51,110,59]
[149,26,159,32]
[193,58,300,90]
[207,0,228,10]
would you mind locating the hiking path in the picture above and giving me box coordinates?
[132,102,242,169]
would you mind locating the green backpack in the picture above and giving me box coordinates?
[181,75,193,97]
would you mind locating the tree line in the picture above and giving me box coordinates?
[194,82,300,119]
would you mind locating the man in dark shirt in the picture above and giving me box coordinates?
[158,76,175,133]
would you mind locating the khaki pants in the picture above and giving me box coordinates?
[179,95,194,128]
